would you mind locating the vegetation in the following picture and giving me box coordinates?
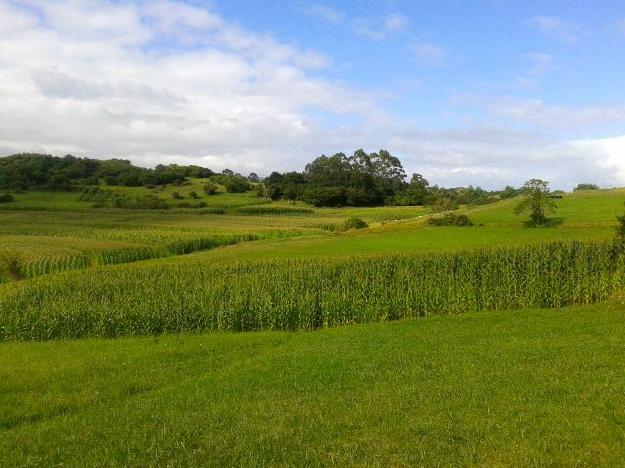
[514,179,558,226]
[0,193,14,203]
[575,183,599,191]
[2,303,625,466]
[427,212,473,226]
[342,217,369,230]
[1,240,621,341]
[261,150,506,207]
[0,153,215,190]
[1,170,625,465]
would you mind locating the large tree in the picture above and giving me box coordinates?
[514,179,557,226]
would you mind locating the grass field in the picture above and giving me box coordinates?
[2,302,625,466]
[2,185,625,465]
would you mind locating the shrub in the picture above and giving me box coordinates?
[172,191,183,200]
[574,183,599,191]
[0,193,14,203]
[0,252,24,281]
[343,217,368,230]
[189,191,199,199]
[222,176,251,193]
[203,182,219,195]
[428,213,473,227]
[235,206,314,216]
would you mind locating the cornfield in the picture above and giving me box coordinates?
[0,240,622,341]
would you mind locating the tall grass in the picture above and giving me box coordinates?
[0,241,622,341]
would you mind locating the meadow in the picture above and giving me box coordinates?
[2,303,625,466]
[2,183,625,464]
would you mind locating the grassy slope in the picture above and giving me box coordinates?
[169,188,625,263]
[2,302,625,466]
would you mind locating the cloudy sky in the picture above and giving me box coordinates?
[1,0,624,189]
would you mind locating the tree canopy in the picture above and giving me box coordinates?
[514,179,558,226]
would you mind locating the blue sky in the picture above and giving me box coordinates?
[1,0,624,188]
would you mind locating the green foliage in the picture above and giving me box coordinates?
[427,195,459,213]
[0,193,14,203]
[0,153,215,190]
[427,213,473,226]
[514,179,558,226]
[203,181,219,195]
[0,241,621,341]
[79,187,169,209]
[222,175,251,193]
[188,191,199,199]
[234,206,314,215]
[0,252,23,281]
[171,191,183,200]
[343,217,369,230]
[574,183,599,191]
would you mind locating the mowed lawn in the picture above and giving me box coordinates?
[2,302,625,466]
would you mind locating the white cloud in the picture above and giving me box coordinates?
[412,42,445,65]
[492,98,625,129]
[1,0,625,190]
[528,16,580,43]
[302,4,344,24]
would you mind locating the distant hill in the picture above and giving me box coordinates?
[0,153,215,190]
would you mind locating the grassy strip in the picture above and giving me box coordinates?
[0,241,621,341]
[1,304,625,465]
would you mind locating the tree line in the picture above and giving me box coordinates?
[0,152,601,209]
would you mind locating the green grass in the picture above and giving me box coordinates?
[2,302,625,466]
[183,188,624,263]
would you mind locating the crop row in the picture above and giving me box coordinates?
[0,241,621,341]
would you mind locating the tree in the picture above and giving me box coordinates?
[514,179,557,226]
[574,183,599,192]
[222,175,250,193]
[247,172,259,182]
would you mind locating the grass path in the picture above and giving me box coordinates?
[2,302,625,466]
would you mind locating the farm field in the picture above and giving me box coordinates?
[2,303,625,466]
[3,1,624,465]
[2,185,625,465]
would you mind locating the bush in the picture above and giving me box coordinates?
[235,206,314,216]
[0,252,23,281]
[428,213,474,227]
[222,176,251,193]
[172,191,183,200]
[574,183,599,192]
[0,193,14,203]
[203,182,219,195]
[189,191,199,199]
[343,217,368,230]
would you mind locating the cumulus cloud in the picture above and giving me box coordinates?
[527,16,580,43]
[0,0,624,190]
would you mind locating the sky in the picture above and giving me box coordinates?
[1,0,624,189]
